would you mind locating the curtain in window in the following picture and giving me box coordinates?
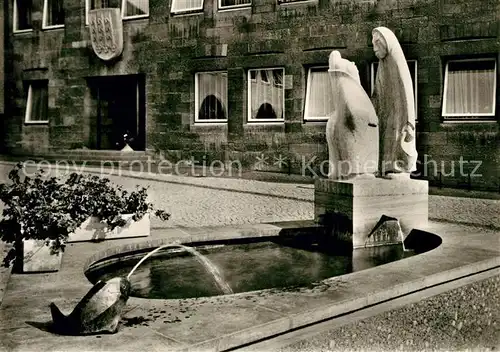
[197,72,227,120]
[250,69,284,120]
[445,60,496,115]
[123,0,148,16]
[47,0,64,26]
[17,0,33,30]
[220,0,251,7]
[91,0,120,9]
[171,0,204,12]
[305,69,331,119]
[30,83,48,122]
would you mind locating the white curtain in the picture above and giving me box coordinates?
[306,69,331,119]
[171,0,203,12]
[250,69,284,120]
[29,83,48,121]
[445,61,496,115]
[197,72,227,120]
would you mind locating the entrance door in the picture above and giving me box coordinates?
[90,75,145,151]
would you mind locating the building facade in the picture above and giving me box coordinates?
[2,0,499,190]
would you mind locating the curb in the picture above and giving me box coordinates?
[186,256,500,352]
[0,244,13,307]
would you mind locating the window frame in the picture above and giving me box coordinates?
[24,81,49,125]
[121,0,149,20]
[194,71,229,124]
[304,66,330,121]
[441,57,497,120]
[42,0,65,30]
[13,0,33,34]
[86,0,147,25]
[170,0,205,15]
[218,0,252,11]
[247,67,285,123]
[371,59,418,121]
[86,0,116,26]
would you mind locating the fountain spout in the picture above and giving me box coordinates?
[127,244,233,295]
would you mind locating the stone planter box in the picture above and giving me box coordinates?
[23,239,63,273]
[68,214,150,243]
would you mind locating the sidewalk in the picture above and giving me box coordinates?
[0,221,499,352]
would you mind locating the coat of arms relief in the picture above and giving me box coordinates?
[88,8,124,61]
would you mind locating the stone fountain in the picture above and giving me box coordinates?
[315,27,428,249]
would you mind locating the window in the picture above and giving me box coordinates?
[304,67,333,121]
[43,0,65,29]
[195,72,228,122]
[171,0,204,14]
[277,0,315,4]
[442,58,496,119]
[371,60,418,120]
[219,0,251,10]
[248,68,285,122]
[13,0,33,32]
[86,0,120,25]
[25,81,49,124]
[122,0,149,19]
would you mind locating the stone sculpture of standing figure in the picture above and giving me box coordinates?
[326,51,379,179]
[371,27,418,178]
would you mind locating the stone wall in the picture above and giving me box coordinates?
[0,0,4,114]
[0,0,5,151]
[3,0,500,190]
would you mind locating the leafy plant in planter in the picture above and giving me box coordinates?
[0,163,170,271]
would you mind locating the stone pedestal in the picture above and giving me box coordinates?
[315,177,428,248]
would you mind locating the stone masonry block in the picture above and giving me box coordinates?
[315,178,429,248]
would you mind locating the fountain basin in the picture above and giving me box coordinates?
[85,229,441,300]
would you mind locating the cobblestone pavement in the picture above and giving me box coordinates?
[1,162,499,230]
[78,173,315,229]
[91,171,500,230]
[429,195,500,229]
[280,275,500,352]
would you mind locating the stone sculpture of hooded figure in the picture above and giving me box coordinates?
[326,51,379,179]
[371,27,418,177]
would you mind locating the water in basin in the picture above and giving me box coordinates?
[86,236,417,299]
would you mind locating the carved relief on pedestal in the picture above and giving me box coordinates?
[88,8,124,61]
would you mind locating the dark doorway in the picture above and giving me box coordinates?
[88,75,146,151]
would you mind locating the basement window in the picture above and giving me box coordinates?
[442,58,496,120]
[278,0,317,4]
[122,0,149,19]
[43,0,65,29]
[171,0,204,14]
[195,72,228,123]
[25,81,49,124]
[248,68,285,123]
[219,0,251,10]
[304,66,332,121]
[13,0,33,33]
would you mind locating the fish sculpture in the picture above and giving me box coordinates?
[50,277,131,335]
